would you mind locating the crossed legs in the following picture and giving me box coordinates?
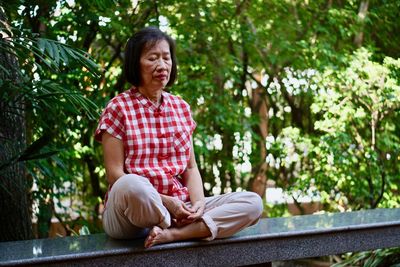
[103,174,263,247]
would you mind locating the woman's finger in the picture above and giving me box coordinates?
[182,202,195,213]
[175,204,192,219]
[187,205,204,220]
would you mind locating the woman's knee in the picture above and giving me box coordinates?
[240,192,264,221]
[111,174,154,202]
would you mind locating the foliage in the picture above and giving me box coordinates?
[0,12,101,237]
[332,247,400,267]
[0,26,99,167]
[2,4,400,265]
[310,49,400,210]
[267,49,400,212]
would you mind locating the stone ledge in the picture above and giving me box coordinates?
[1,208,400,266]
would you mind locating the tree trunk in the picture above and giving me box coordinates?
[354,0,369,47]
[247,85,270,198]
[0,4,33,241]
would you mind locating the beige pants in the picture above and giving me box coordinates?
[102,174,263,240]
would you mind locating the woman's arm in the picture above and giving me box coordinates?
[102,132,126,186]
[182,138,205,219]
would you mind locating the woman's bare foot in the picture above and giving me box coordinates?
[144,226,174,248]
[144,221,211,248]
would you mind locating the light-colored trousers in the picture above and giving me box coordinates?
[102,174,263,240]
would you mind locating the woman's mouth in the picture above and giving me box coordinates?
[155,74,168,80]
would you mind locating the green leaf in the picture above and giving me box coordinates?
[79,225,91,236]
[64,47,79,60]
[44,39,54,59]
[38,38,46,54]
[20,134,52,158]
[19,150,60,161]
[59,45,69,65]
[51,41,60,65]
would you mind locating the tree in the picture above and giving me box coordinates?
[0,3,32,241]
[0,1,100,240]
[2,1,399,246]
[309,49,400,210]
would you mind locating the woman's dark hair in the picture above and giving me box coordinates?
[124,27,177,87]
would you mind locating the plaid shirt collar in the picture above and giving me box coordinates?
[130,87,170,113]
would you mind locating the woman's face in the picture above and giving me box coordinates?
[139,39,172,91]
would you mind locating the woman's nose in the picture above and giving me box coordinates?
[156,59,167,70]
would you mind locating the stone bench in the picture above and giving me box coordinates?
[1,208,399,266]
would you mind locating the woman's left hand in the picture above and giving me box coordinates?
[174,200,205,226]
[187,200,205,220]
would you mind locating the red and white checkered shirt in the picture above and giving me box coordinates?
[95,87,196,202]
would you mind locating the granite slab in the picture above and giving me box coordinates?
[1,208,400,266]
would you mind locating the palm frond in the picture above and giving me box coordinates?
[0,26,102,76]
[0,25,101,120]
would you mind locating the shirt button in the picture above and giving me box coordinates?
[157,133,165,138]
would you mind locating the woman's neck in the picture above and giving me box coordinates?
[138,86,163,106]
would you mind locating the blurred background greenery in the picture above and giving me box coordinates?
[1,0,399,265]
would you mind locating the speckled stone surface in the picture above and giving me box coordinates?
[1,208,400,266]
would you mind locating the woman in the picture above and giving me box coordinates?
[95,27,263,248]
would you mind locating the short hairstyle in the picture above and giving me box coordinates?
[124,27,177,87]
